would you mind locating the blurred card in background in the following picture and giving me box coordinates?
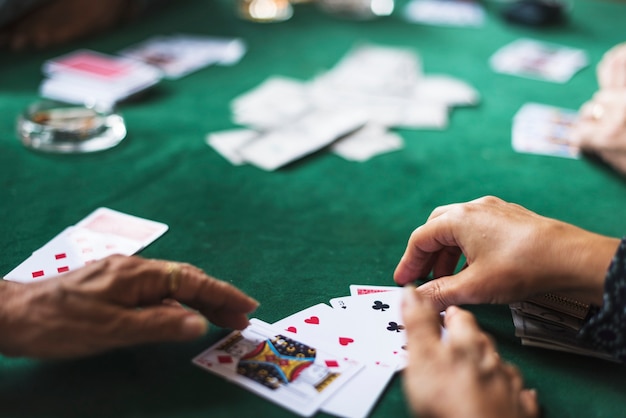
[512,102,580,159]
[40,49,162,107]
[207,43,480,169]
[119,34,246,79]
[490,38,588,83]
[403,0,485,27]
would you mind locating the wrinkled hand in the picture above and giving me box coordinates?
[597,42,626,90]
[572,89,626,176]
[402,288,539,418]
[394,196,618,311]
[0,255,259,358]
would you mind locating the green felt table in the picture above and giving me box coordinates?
[1,0,626,416]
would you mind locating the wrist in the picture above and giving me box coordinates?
[555,225,619,306]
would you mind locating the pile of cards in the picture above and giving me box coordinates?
[490,38,588,83]
[39,35,246,107]
[510,294,616,362]
[194,284,442,418]
[403,0,485,27]
[206,44,480,170]
[512,102,580,159]
[3,208,168,283]
[40,49,162,108]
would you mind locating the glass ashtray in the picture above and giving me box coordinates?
[17,101,127,153]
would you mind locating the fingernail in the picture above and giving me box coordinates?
[181,315,208,338]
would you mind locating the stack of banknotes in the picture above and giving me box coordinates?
[509,293,615,361]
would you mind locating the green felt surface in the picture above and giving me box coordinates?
[1,0,626,416]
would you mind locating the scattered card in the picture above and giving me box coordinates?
[208,44,480,169]
[237,108,368,171]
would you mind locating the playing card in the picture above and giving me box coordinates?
[3,208,168,283]
[490,39,588,83]
[75,207,168,250]
[273,304,398,418]
[231,76,312,130]
[237,108,368,171]
[331,123,404,162]
[205,129,260,165]
[192,318,363,417]
[349,284,403,296]
[329,292,409,369]
[512,102,580,158]
[414,74,480,107]
[119,35,246,79]
[403,0,486,27]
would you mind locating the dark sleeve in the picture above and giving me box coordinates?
[578,237,626,362]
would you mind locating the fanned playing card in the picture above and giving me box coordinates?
[193,319,363,417]
[274,303,398,418]
[330,291,409,369]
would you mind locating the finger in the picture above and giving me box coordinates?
[111,307,210,346]
[442,306,492,351]
[141,259,260,317]
[402,287,443,357]
[520,388,540,418]
[98,256,259,327]
[432,246,463,279]
[394,217,462,285]
[426,203,459,221]
[414,264,487,311]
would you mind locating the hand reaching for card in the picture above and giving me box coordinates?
[393,196,619,311]
[401,289,539,418]
[0,255,258,358]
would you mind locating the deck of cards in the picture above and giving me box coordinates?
[206,43,480,170]
[39,50,163,108]
[194,284,442,418]
[3,208,168,283]
[510,294,617,362]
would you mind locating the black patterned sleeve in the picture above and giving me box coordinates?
[578,237,626,362]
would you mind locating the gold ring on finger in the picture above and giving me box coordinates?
[165,262,182,294]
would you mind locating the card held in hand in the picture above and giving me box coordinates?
[192,319,363,417]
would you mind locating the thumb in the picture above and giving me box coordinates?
[115,306,209,346]
[414,268,482,311]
